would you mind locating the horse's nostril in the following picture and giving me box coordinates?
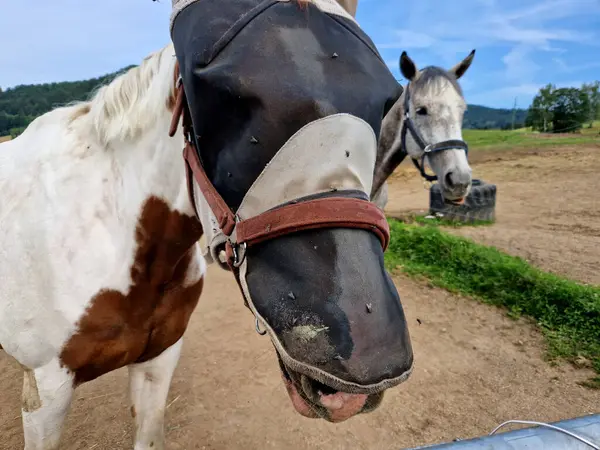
[445,172,455,188]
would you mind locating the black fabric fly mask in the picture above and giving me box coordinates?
[171,0,413,422]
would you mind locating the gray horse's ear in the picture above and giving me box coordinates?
[399,51,417,81]
[449,49,476,79]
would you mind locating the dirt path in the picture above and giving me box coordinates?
[2,144,599,449]
[385,144,600,286]
[1,265,598,450]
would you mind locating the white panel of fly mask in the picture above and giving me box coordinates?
[236,113,376,220]
[191,113,377,268]
[233,114,399,394]
[276,0,358,23]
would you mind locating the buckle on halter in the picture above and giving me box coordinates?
[230,241,247,268]
[423,144,433,153]
[226,216,247,268]
[225,239,247,269]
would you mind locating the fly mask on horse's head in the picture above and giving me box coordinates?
[170,0,413,422]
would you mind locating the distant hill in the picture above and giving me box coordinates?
[0,67,526,136]
[0,66,135,137]
[463,104,527,130]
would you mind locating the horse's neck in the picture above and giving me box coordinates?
[78,43,191,222]
[371,90,406,198]
[377,89,405,161]
[111,118,191,218]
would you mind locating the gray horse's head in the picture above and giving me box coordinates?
[374,50,475,204]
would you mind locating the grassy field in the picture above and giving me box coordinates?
[463,123,600,151]
[0,136,12,143]
[384,220,600,388]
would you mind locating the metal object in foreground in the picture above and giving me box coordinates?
[404,414,600,450]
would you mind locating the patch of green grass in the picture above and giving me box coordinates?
[462,128,599,150]
[578,376,600,390]
[384,220,600,383]
[410,213,494,228]
[581,121,600,136]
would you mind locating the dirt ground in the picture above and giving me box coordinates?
[386,144,600,286]
[1,145,599,450]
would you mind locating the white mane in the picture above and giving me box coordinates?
[71,43,176,146]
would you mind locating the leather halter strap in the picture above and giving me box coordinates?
[168,66,390,268]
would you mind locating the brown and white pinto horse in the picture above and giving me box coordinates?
[0,0,473,448]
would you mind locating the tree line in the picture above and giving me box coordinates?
[0,66,134,137]
[525,82,600,133]
[463,104,528,130]
[0,73,529,137]
[1,67,598,137]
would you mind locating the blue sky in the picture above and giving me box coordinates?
[1,0,599,108]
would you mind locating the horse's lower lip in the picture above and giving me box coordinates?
[279,371,367,422]
[318,391,368,422]
[281,372,318,419]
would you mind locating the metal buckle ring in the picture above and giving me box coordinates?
[232,242,247,268]
[255,317,267,336]
[229,215,247,268]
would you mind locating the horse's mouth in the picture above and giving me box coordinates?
[442,187,470,205]
[277,357,384,422]
[446,197,465,205]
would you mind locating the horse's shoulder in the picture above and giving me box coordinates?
[59,195,205,384]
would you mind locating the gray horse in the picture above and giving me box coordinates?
[372,50,476,210]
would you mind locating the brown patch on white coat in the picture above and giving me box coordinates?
[59,196,204,385]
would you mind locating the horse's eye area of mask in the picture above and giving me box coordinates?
[416,107,428,116]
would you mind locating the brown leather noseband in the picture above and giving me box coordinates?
[168,65,390,270]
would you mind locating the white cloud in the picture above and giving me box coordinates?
[552,59,600,74]
[500,0,600,23]
[374,0,598,106]
[502,45,540,82]
[379,30,437,50]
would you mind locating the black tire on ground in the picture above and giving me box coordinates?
[429,179,497,223]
